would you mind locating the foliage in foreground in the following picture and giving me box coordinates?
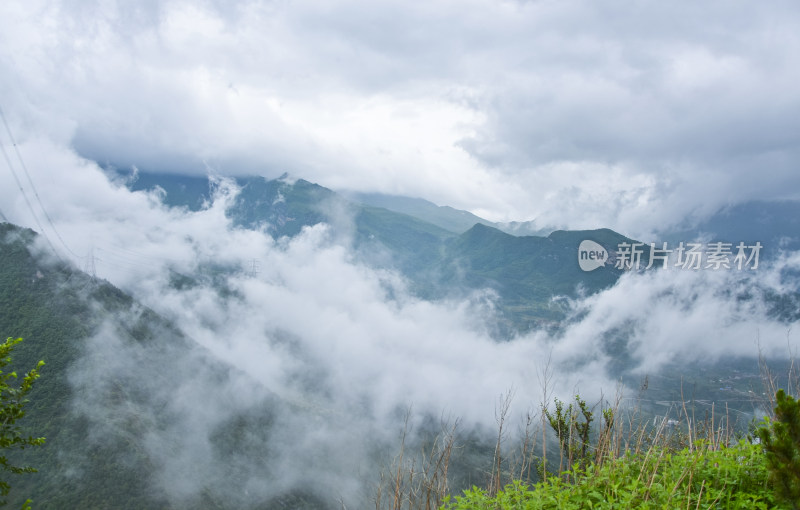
[758,389,800,510]
[442,439,773,509]
[0,337,44,507]
[443,385,800,510]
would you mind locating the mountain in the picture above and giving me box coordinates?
[351,192,800,262]
[119,171,214,211]
[348,191,553,236]
[121,171,636,334]
[346,192,496,234]
[4,177,797,507]
[436,226,634,332]
[0,221,510,508]
[0,222,177,508]
[0,223,326,509]
[657,199,800,259]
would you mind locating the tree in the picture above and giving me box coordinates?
[0,338,45,507]
[544,394,595,477]
[758,389,800,509]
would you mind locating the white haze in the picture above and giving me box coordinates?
[2,135,799,505]
[2,0,800,236]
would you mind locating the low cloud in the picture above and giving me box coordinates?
[1,132,798,504]
[3,1,800,234]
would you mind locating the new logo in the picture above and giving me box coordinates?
[578,240,608,272]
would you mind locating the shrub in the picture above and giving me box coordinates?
[757,389,800,509]
[442,440,773,509]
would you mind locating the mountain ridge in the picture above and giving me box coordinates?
[0,222,330,509]
[119,171,634,333]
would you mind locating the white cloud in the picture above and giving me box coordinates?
[2,135,798,504]
[2,0,799,234]
[2,3,799,501]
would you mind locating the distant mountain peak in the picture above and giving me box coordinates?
[116,170,641,334]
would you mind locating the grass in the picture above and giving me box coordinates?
[442,439,772,509]
[374,348,800,510]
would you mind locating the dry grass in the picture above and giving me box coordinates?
[374,409,459,510]
[374,338,799,509]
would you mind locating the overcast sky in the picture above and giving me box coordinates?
[2,4,799,502]
[1,0,799,235]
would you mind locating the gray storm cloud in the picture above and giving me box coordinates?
[1,1,800,502]
[2,0,799,234]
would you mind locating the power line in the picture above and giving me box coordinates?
[0,129,58,256]
[85,246,97,279]
[0,106,79,259]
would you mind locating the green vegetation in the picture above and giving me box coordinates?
[349,192,495,234]
[0,222,330,509]
[230,176,336,238]
[0,337,44,507]
[543,395,601,475]
[122,171,800,335]
[0,223,180,508]
[6,171,800,509]
[443,440,772,509]
[121,172,633,333]
[758,389,800,509]
[433,385,800,510]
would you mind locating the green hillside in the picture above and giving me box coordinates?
[348,192,553,237]
[0,223,173,508]
[0,223,326,509]
[348,192,495,234]
[121,172,636,334]
[435,226,633,333]
[229,176,337,238]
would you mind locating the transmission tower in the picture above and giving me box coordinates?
[249,259,260,278]
[84,247,97,279]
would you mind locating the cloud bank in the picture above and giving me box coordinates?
[1,135,798,505]
[2,0,800,234]
[1,2,799,504]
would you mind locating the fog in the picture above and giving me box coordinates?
[1,0,799,504]
[2,135,798,505]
